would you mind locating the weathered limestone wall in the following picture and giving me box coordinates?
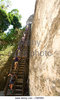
[29,0,60,96]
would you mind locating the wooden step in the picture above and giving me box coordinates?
[17,74,24,76]
[20,62,25,64]
[16,79,23,84]
[19,67,24,69]
[15,85,23,89]
[20,63,26,65]
[15,89,23,92]
[19,65,25,67]
[18,69,24,71]
[17,72,24,74]
[18,70,24,72]
[14,93,23,96]
[17,75,24,78]
[12,70,18,73]
[17,79,23,82]
[20,60,26,62]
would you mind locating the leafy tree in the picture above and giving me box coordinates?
[8,9,22,29]
[0,8,10,32]
[0,32,6,39]
[4,29,16,43]
[10,9,19,15]
[11,15,22,29]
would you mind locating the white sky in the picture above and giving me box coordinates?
[9,0,36,27]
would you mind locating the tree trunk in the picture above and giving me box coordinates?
[29,0,60,96]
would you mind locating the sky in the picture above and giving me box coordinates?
[8,0,36,27]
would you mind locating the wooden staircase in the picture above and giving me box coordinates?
[4,28,31,96]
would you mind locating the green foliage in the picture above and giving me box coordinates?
[0,2,22,42]
[8,12,13,23]
[0,8,22,33]
[0,0,11,33]
[10,9,22,21]
[4,29,16,43]
[0,8,10,32]
[10,9,22,19]
[0,29,16,50]
[11,16,22,29]
[8,9,22,29]
[0,28,23,50]
[0,32,6,39]
[10,9,19,17]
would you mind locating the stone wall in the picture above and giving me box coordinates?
[29,0,60,96]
